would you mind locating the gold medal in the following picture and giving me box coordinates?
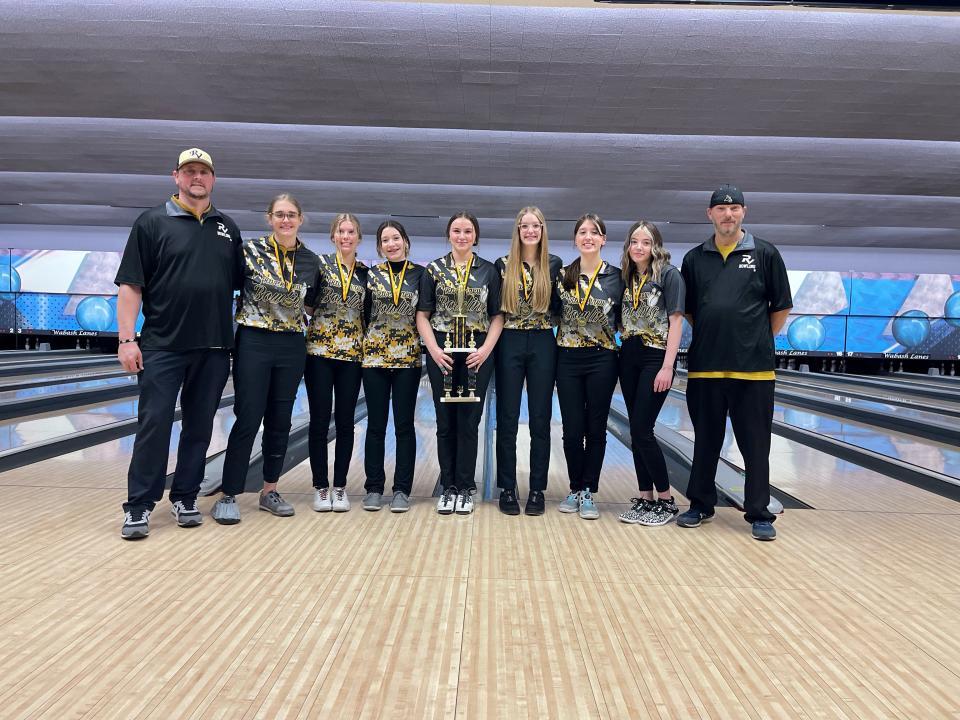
[631,272,648,310]
[336,251,355,302]
[271,235,296,291]
[388,261,408,306]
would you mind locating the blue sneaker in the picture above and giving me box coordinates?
[676,508,715,528]
[751,521,777,541]
[558,492,580,514]
[579,491,599,520]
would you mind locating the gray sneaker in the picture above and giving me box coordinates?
[259,490,294,517]
[559,491,581,513]
[579,491,600,520]
[121,508,151,539]
[213,495,242,525]
[170,499,203,527]
[362,492,382,511]
[390,491,410,513]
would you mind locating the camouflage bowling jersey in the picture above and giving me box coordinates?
[495,254,563,331]
[555,261,624,351]
[235,235,320,333]
[306,253,368,361]
[363,260,424,368]
[418,253,502,335]
[619,263,685,350]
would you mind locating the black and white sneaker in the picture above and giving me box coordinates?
[455,488,476,515]
[170,499,203,527]
[121,508,151,540]
[437,486,458,515]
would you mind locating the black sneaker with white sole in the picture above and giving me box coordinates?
[121,508,151,540]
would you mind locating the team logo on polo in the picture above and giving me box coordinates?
[738,254,756,271]
[217,222,232,241]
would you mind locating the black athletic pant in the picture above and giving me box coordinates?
[221,326,305,496]
[362,365,421,495]
[124,348,230,513]
[618,338,670,494]
[424,330,495,492]
[685,378,776,523]
[495,328,557,492]
[305,355,363,488]
[555,346,618,494]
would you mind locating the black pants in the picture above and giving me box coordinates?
[221,326,305,495]
[424,330,495,492]
[555,346,618,493]
[495,328,557,491]
[362,365,421,495]
[124,348,230,513]
[686,378,775,523]
[305,355,363,488]
[619,338,670,493]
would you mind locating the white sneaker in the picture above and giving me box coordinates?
[312,487,332,512]
[437,486,458,515]
[455,489,475,515]
[332,487,351,512]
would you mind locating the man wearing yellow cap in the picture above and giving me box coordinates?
[114,148,242,539]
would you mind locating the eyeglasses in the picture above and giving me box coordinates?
[518,223,542,232]
[269,211,300,220]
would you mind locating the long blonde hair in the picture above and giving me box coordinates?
[621,220,670,286]
[502,207,552,315]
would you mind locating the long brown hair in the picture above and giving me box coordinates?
[621,220,670,286]
[562,213,606,291]
[502,207,551,315]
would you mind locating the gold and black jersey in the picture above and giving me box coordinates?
[234,236,320,333]
[306,253,368,361]
[619,264,685,350]
[556,261,624,351]
[418,253,502,334]
[495,254,563,331]
[363,260,424,368]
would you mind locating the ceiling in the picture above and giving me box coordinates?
[1,0,959,251]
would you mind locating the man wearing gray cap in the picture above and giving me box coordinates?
[678,185,792,540]
[114,148,241,539]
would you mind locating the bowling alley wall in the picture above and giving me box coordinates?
[1,250,958,362]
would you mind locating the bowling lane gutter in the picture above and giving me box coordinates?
[606,398,810,513]
[0,374,139,421]
[776,368,960,405]
[0,393,236,474]
[676,369,958,447]
[771,377,960,419]
[0,357,118,378]
[672,372,960,503]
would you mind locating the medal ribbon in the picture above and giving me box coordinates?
[271,235,296,291]
[388,261,408,306]
[336,251,355,302]
[520,263,531,301]
[575,261,604,312]
[631,272,648,310]
[454,253,474,293]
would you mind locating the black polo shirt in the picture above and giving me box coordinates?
[681,232,792,376]
[115,197,242,351]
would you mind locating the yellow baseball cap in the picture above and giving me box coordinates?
[177,148,214,172]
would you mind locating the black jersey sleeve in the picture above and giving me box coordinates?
[417,264,437,313]
[114,214,153,287]
[663,266,686,316]
[680,251,696,320]
[486,263,503,317]
[764,244,793,313]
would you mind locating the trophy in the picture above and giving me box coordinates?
[441,278,481,403]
